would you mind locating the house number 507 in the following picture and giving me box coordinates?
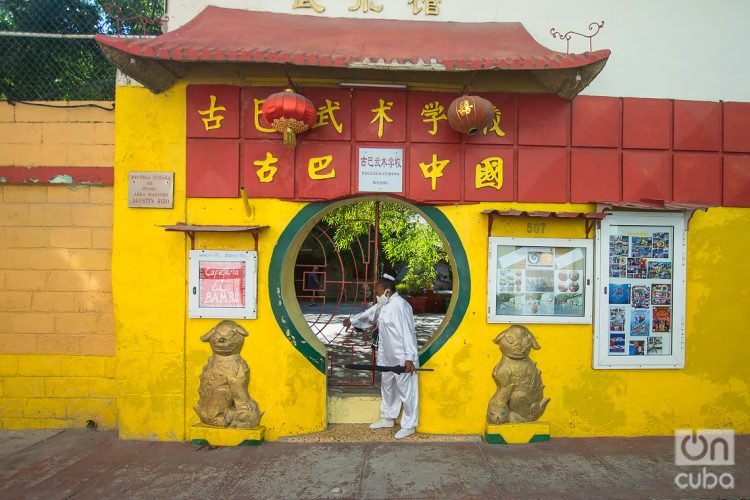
[527,223,546,234]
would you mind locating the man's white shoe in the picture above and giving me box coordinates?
[369,418,395,429]
[394,427,415,439]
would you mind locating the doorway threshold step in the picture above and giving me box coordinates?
[328,393,381,424]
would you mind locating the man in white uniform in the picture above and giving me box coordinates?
[343,273,419,439]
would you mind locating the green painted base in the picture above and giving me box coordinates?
[189,424,265,447]
[485,421,550,444]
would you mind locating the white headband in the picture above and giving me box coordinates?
[382,273,395,281]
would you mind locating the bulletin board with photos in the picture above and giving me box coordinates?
[594,212,687,369]
[487,237,594,324]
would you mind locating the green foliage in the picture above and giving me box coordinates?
[322,201,447,289]
[399,273,434,296]
[0,0,164,101]
[1,0,100,33]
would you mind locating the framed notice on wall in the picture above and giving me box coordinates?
[357,147,404,193]
[594,212,686,369]
[188,250,258,319]
[487,237,594,324]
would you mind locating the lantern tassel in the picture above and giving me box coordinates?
[283,128,296,148]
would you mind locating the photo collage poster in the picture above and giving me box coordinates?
[495,245,586,318]
[607,226,673,356]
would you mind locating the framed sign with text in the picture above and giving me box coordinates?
[357,147,403,193]
[487,237,594,324]
[188,250,258,319]
[128,171,174,208]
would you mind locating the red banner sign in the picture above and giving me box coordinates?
[186,85,515,202]
[184,85,750,207]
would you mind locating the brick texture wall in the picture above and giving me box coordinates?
[0,101,117,429]
[0,185,114,355]
[0,101,113,167]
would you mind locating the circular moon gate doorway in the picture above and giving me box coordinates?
[293,200,454,387]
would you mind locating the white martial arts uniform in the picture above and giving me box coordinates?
[350,292,419,429]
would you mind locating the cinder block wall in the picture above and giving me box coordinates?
[0,101,113,166]
[0,101,117,429]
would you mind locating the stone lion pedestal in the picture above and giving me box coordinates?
[485,325,551,445]
[485,422,550,444]
[190,423,266,447]
[190,320,265,447]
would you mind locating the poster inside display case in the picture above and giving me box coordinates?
[594,212,686,369]
[188,250,258,319]
[487,237,593,324]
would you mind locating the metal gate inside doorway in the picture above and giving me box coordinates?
[295,202,384,387]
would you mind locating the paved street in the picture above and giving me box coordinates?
[1,429,748,499]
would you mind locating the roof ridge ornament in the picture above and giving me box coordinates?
[550,21,605,54]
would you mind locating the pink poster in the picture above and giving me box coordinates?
[199,261,246,308]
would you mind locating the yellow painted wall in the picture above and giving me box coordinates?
[0,354,116,429]
[0,101,114,167]
[0,101,117,430]
[113,85,325,441]
[112,84,749,441]
[0,187,116,428]
[420,205,750,437]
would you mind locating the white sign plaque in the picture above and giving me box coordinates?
[358,148,403,193]
[128,171,174,208]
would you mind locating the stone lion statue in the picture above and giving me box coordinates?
[194,320,263,428]
[487,325,550,424]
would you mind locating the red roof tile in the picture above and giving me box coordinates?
[97,7,609,70]
[96,7,610,95]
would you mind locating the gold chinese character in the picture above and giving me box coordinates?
[408,0,440,15]
[197,95,226,131]
[308,155,336,180]
[313,99,343,134]
[370,99,394,138]
[292,0,325,13]
[419,153,450,191]
[475,157,504,190]
[253,152,279,183]
[423,0,440,15]
[349,0,382,13]
[482,108,507,137]
[456,98,474,117]
[253,98,276,133]
[420,101,447,135]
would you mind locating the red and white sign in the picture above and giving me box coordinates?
[199,261,246,308]
[189,250,257,319]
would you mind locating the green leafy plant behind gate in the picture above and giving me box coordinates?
[322,201,448,292]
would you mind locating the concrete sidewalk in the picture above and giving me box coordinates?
[0,430,747,499]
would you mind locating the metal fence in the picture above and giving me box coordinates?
[0,0,165,102]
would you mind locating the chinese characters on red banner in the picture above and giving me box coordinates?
[186,85,513,201]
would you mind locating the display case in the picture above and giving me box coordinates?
[188,250,258,319]
[487,237,594,324]
[594,212,686,369]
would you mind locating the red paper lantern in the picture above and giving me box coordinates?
[446,95,495,136]
[261,89,317,148]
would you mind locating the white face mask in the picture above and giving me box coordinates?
[376,292,390,305]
